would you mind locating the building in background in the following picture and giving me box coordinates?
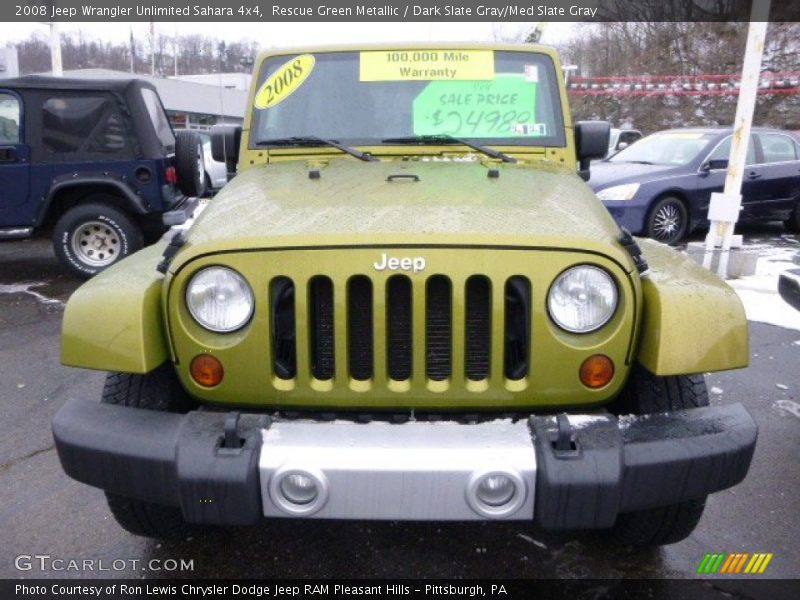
[2,67,246,130]
[172,72,251,92]
[0,46,20,79]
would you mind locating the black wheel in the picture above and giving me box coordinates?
[175,130,205,197]
[646,196,688,245]
[102,363,196,539]
[784,202,800,233]
[53,202,143,279]
[605,364,709,547]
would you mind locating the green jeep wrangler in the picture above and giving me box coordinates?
[52,44,757,547]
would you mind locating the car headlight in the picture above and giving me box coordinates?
[186,267,254,332]
[548,266,618,333]
[596,183,640,201]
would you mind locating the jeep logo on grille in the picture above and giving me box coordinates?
[373,253,426,273]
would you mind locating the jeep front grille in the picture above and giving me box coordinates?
[268,274,531,392]
[386,275,412,381]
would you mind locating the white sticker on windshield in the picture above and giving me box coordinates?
[524,65,539,83]
[513,123,547,136]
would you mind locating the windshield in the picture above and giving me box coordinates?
[609,131,715,166]
[250,49,565,148]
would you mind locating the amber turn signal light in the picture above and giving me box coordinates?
[190,354,224,387]
[579,354,614,389]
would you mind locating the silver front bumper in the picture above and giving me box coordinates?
[259,419,536,520]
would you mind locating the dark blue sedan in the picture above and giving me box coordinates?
[589,127,800,244]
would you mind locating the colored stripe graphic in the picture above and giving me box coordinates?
[711,554,725,573]
[720,554,736,574]
[697,553,713,574]
[758,554,773,573]
[698,552,772,575]
[734,553,749,574]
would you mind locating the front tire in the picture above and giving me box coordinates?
[53,202,143,279]
[605,365,709,547]
[646,196,689,245]
[102,364,195,539]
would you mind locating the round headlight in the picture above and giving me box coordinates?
[186,267,254,332]
[548,266,617,333]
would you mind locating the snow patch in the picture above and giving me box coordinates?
[0,282,64,306]
[516,533,547,549]
[775,399,800,419]
[617,412,670,429]
[710,386,723,395]
[727,246,800,332]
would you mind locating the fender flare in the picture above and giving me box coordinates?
[635,238,749,375]
[61,242,169,373]
[37,174,149,227]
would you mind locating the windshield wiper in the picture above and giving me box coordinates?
[255,136,378,162]
[381,134,517,163]
[616,160,655,165]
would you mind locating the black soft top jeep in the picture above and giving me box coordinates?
[0,76,204,277]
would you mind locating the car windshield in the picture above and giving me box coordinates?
[250,49,565,148]
[609,131,716,166]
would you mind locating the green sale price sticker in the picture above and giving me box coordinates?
[412,74,543,138]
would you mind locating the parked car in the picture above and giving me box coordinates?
[779,268,800,311]
[0,77,204,277]
[606,128,642,158]
[53,43,756,548]
[200,132,228,194]
[590,127,800,244]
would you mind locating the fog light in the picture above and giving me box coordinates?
[279,473,318,505]
[466,469,527,518]
[190,354,223,387]
[476,475,516,507]
[269,467,329,516]
[579,354,614,389]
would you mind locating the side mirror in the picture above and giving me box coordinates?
[702,158,728,172]
[211,125,242,180]
[778,269,800,311]
[575,121,611,181]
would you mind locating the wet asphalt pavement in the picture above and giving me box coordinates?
[0,229,798,592]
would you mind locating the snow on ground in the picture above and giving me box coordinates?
[0,282,64,306]
[726,246,800,332]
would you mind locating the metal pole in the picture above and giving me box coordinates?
[150,21,155,76]
[702,0,770,277]
[129,26,135,73]
[173,24,178,77]
[49,22,62,76]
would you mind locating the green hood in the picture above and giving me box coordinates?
[177,158,630,269]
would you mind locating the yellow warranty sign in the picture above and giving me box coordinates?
[254,54,315,109]
[360,50,494,81]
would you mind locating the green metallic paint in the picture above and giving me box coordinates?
[169,159,632,273]
[635,239,749,375]
[61,243,169,373]
[167,248,637,410]
[58,43,749,409]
